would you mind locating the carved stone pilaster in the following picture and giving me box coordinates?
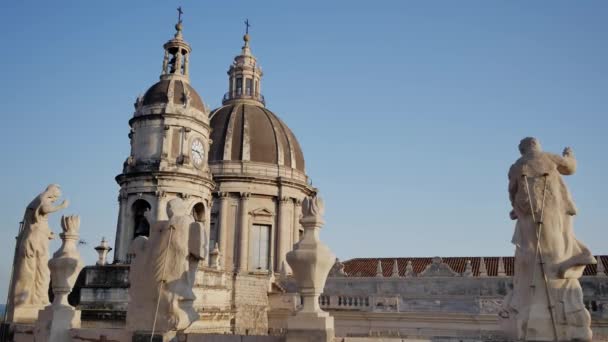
[216,192,230,269]
[237,192,251,272]
[118,189,128,203]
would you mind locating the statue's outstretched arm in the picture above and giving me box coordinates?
[40,199,69,215]
[549,147,576,175]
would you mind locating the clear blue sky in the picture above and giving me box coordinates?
[0,1,606,297]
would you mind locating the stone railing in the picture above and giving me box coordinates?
[318,294,371,310]
[222,89,265,105]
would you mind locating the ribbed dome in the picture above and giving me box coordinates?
[142,79,205,112]
[209,103,305,172]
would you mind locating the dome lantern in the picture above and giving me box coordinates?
[222,20,265,106]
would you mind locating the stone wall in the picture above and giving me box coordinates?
[233,273,271,335]
[75,265,129,326]
[321,275,608,340]
[268,273,608,341]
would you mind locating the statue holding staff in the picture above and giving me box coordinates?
[501,137,595,341]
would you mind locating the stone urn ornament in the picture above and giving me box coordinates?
[49,215,84,307]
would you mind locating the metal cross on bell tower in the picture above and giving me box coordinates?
[177,6,184,23]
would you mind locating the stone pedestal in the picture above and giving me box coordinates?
[132,331,180,342]
[286,312,334,342]
[11,305,44,324]
[34,305,81,342]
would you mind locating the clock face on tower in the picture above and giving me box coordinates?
[191,138,204,168]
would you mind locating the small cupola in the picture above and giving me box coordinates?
[222,20,265,106]
[136,8,206,113]
[161,7,192,82]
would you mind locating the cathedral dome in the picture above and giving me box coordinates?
[209,102,305,172]
[142,79,205,112]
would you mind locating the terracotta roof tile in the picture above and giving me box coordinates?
[342,256,606,277]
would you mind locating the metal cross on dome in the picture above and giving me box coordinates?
[244,18,251,34]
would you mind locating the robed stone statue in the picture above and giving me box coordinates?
[8,184,68,322]
[127,198,207,333]
[500,137,595,341]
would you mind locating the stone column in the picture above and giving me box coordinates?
[292,198,302,246]
[114,191,128,263]
[286,195,335,342]
[155,191,169,221]
[238,192,250,273]
[217,192,229,268]
[277,196,291,273]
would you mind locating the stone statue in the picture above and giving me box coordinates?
[127,198,207,333]
[8,184,68,322]
[500,137,596,341]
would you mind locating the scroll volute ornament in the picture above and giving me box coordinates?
[286,194,335,314]
[48,215,84,307]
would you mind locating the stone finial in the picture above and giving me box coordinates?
[391,259,399,278]
[286,193,335,342]
[94,237,112,266]
[463,260,474,277]
[209,243,221,270]
[376,260,384,278]
[597,256,606,277]
[34,214,84,342]
[404,260,415,277]
[301,195,324,222]
[497,257,507,277]
[50,215,84,307]
[328,258,347,277]
[478,257,488,277]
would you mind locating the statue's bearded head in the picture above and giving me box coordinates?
[45,184,62,202]
[519,137,542,155]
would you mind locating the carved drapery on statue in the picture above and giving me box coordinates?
[8,184,68,322]
[500,137,595,341]
[127,198,207,333]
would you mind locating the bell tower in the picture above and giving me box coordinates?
[113,15,214,263]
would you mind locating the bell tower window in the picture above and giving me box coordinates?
[192,202,205,222]
[132,199,151,238]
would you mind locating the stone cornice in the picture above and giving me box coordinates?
[129,112,210,132]
[115,170,215,188]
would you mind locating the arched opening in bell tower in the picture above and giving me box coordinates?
[192,202,205,222]
[132,199,151,239]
